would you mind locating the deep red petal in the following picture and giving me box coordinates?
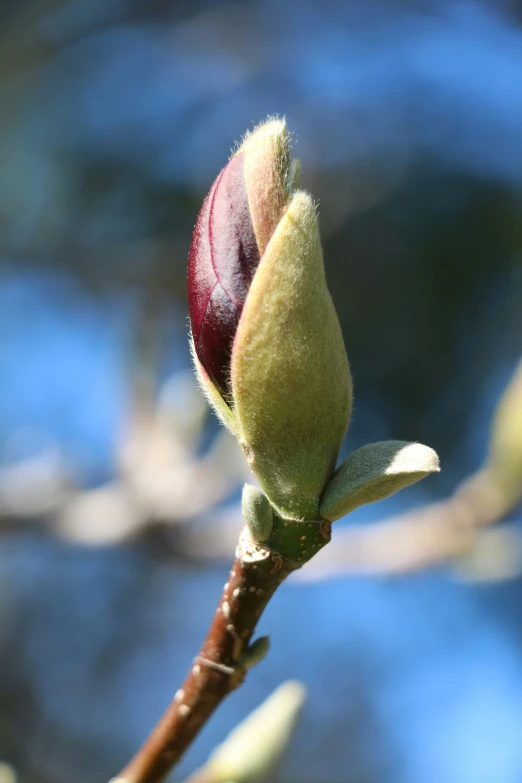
[188,151,260,397]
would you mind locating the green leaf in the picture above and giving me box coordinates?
[320,441,440,522]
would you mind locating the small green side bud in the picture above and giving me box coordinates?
[242,484,273,542]
[240,636,270,670]
[320,440,440,522]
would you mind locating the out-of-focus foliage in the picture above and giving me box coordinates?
[487,360,522,506]
[188,681,306,783]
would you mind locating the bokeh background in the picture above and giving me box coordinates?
[1,1,522,781]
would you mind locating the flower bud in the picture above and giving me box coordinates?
[188,120,290,401]
[188,119,352,519]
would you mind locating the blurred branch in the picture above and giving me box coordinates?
[296,468,519,581]
[1,329,522,586]
[0,368,246,551]
[0,296,249,548]
[298,358,522,582]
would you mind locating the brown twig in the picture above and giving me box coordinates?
[114,518,327,783]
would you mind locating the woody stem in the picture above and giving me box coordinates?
[114,519,330,783]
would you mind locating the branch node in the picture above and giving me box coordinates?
[319,519,332,541]
[194,656,237,677]
[269,553,284,573]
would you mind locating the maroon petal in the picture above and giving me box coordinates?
[188,151,260,398]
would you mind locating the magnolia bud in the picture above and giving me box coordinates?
[188,119,352,520]
[188,120,290,401]
[242,483,273,543]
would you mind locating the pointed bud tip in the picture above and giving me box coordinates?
[285,189,316,221]
[241,117,292,261]
[235,117,288,157]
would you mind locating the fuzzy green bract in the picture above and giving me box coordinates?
[242,484,274,543]
[320,441,440,522]
[233,191,352,520]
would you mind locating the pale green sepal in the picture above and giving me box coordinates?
[205,681,306,783]
[232,191,352,520]
[320,440,440,522]
[240,635,270,670]
[242,484,273,543]
[190,335,240,437]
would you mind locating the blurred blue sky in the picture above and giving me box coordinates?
[35,1,522,179]
[3,0,522,253]
[5,536,522,783]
